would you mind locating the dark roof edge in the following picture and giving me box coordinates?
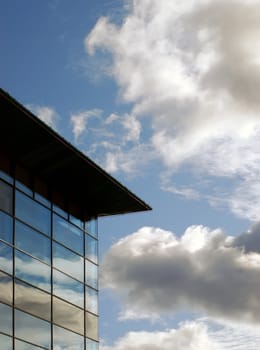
[0,88,152,213]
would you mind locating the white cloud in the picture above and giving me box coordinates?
[26,104,59,129]
[101,224,260,323]
[101,321,220,350]
[86,0,260,219]
[70,109,102,142]
[100,318,260,350]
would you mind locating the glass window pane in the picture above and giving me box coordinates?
[15,279,51,321]
[0,241,12,274]
[15,309,51,349]
[53,242,84,282]
[0,333,12,350]
[69,214,84,230]
[0,302,12,335]
[53,269,84,308]
[86,260,98,289]
[0,271,12,305]
[16,191,51,236]
[53,325,84,350]
[15,250,51,292]
[0,211,13,244]
[86,235,98,263]
[53,214,84,255]
[0,170,13,184]
[15,221,51,264]
[86,339,99,350]
[86,312,98,341]
[15,339,43,350]
[53,297,84,335]
[0,180,13,214]
[86,218,97,238]
[86,287,98,315]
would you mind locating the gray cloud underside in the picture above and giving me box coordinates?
[101,224,260,323]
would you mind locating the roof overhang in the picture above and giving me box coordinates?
[0,89,151,219]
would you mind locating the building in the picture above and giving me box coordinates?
[0,89,151,350]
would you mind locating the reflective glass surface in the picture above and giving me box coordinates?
[0,271,12,305]
[15,339,44,350]
[0,170,13,184]
[86,235,98,263]
[15,220,51,264]
[53,269,84,308]
[15,279,51,321]
[16,180,33,196]
[15,250,51,292]
[86,339,99,350]
[86,287,98,315]
[53,242,84,282]
[15,309,51,349]
[0,333,12,349]
[86,312,98,341]
[86,260,98,289]
[0,241,12,274]
[53,297,84,335]
[86,218,97,238]
[0,302,12,335]
[53,214,84,255]
[0,180,13,214]
[16,191,51,236]
[0,211,13,244]
[53,325,84,350]
[69,214,84,230]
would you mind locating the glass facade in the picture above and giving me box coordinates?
[0,166,99,350]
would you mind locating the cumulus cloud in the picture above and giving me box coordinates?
[85,0,260,219]
[101,321,220,350]
[100,319,260,350]
[26,104,59,129]
[101,224,260,323]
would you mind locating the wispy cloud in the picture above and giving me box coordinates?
[85,0,260,220]
[70,109,102,142]
[26,104,59,130]
[101,223,260,323]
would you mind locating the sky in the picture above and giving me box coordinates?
[1,0,260,348]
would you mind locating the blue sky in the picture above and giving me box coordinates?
[2,1,260,349]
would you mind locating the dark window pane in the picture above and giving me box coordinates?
[16,180,33,196]
[0,333,12,349]
[86,287,98,315]
[0,241,12,274]
[15,250,51,292]
[86,312,98,341]
[0,180,12,214]
[53,269,84,308]
[86,218,97,238]
[15,309,51,349]
[53,325,84,349]
[15,279,51,321]
[86,339,99,350]
[86,260,98,289]
[16,191,51,236]
[0,271,12,305]
[53,297,84,335]
[0,211,13,244]
[0,302,12,335]
[86,235,98,263]
[15,339,43,350]
[53,214,84,255]
[53,242,84,282]
[0,171,13,185]
[15,221,51,264]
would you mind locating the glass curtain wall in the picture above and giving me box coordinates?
[0,162,99,350]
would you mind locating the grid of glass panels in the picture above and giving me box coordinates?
[0,164,99,350]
